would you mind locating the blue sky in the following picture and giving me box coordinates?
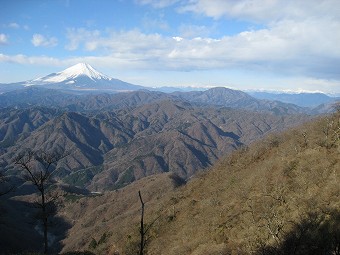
[1,0,340,94]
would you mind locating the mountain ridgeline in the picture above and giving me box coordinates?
[0,62,337,114]
[0,63,339,254]
[0,96,308,191]
[0,86,333,115]
[0,64,336,191]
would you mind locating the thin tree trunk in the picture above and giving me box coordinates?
[41,186,48,254]
[139,191,145,255]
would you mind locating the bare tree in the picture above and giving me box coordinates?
[0,172,14,197]
[138,190,161,255]
[14,149,67,254]
[139,190,146,255]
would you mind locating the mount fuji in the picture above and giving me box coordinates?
[31,63,113,84]
[0,63,145,93]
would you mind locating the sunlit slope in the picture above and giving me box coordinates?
[60,112,340,254]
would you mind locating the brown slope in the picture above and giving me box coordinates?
[0,107,59,147]
[1,100,308,191]
[59,172,184,253]
[92,101,306,191]
[59,112,340,255]
[143,115,340,255]
[1,111,133,173]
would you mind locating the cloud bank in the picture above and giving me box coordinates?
[52,11,340,80]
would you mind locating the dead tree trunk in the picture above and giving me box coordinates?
[41,183,48,254]
[139,190,145,255]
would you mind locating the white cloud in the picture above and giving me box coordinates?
[0,34,8,44]
[3,18,340,81]
[0,53,62,66]
[8,22,20,29]
[65,28,169,57]
[173,36,183,42]
[130,0,340,77]
[65,28,100,50]
[4,22,29,30]
[31,34,58,47]
[178,0,340,23]
[135,0,180,8]
[59,19,340,79]
[0,53,138,69]
[3,0,340,84]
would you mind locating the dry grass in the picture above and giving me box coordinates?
[60,113,340,254]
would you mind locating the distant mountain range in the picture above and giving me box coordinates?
[249,91,339,108]
[0,63,339,110]
[0,63,338,190]
[0,86,313,115]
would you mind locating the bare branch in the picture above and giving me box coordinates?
[12,149,67,254]
[0,173,14,196]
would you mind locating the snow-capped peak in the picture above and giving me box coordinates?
[33,63,112,83]
[61,63,110,80]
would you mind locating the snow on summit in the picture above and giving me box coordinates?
[33,63,112,83]
[18,63,144,92]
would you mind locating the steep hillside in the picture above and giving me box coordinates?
[0,100,308,191]
[95,101,306,190]
[1,111,133,173]
[0,107,61,148]
[58,112,339,254]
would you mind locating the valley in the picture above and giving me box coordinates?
[0,89,309,191]
[0,64,339,254]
